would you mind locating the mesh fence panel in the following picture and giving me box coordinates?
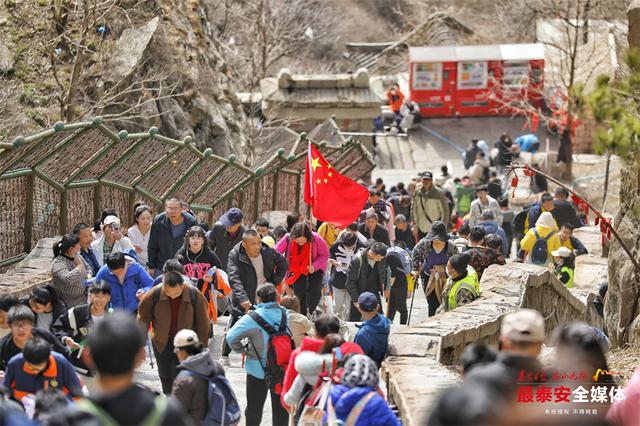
[0,177,27,259]
[101,187,131,227]
[32,177,61,244]
[66,187,95,231]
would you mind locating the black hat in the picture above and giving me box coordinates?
[449,253,470,274]
[419,171,433,180]
[426,221,449,242]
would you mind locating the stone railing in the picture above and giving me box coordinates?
[0,237,56,298]
[382,262,596,425]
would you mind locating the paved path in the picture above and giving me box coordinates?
[133,290,431,426]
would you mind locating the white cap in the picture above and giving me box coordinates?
[551,246,572,258]
[173,329,198,349]
[103,215,120,227]
[500,309,545,343]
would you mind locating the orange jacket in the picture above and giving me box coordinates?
[387,89,405,112]
[201,268,232,323]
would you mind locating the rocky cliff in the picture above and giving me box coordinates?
[0,0,245,155]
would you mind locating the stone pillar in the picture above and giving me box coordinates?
[628,1,640,49]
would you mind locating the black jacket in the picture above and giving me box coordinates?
[0,328,70,370]
[147,212,197,271]
[227,242,288,313]
[346,249,387,301]
[357,223,390,246]
[175,246,222,289]
[208,222,247,272]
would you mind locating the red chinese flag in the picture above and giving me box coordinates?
[304,142,368,227]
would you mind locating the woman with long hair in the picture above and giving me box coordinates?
[175,226,229,323]
[127,203,153,269]
[275,222,329,317]
[51,234,88,307]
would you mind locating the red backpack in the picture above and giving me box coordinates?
[248,309,295,394]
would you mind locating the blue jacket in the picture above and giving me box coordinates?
[354,314,390,367]
[225,302,287,379]
[94,260,153,312]
[79,247,101,277]
[3,351,82,402]
[330,385,400,426]
[478,220,509,257]
[515,133,539,153]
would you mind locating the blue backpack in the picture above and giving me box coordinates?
[387,246,412,274]
[531,229,552,265]
[180,370,241,426]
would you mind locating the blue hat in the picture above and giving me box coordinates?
[357,292,378,312]
[220,208,244,228]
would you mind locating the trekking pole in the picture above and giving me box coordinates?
[407,279,417,326]
[146,337,155,369]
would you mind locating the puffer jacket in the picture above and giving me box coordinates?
[411,183,450,233]
[354,313,391,367]
[330,385,400,426]
[171,349,225,425]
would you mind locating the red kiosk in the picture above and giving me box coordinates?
[409,43,545,117]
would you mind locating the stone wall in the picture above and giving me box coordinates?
[383,261,596,425]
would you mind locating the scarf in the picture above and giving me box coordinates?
[285,239,312,285]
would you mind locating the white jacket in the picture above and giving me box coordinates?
[90,235,136,267]
[283,351,333,407]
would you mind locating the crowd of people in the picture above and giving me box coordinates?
[0,127,631,425]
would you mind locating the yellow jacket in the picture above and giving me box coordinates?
[520,226,561,263]
[318,222,339,247]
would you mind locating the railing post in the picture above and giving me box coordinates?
[271,173,279,210]
[253,180,260,222]
[59,190,68,236]
[295,173,302,213]
[23,174,35,252]
[93,185,101,224]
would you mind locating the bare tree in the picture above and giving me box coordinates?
[5,0,180,126]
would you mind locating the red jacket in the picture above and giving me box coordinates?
[280,336,363,410]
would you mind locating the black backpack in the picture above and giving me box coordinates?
[513,204,533,237]
[248,309,295,394]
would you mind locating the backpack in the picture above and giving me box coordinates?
[458,192,472,214]
[513,205,532,237]
[76,395,168,426]
[178,370,241,426]
[247,309,295,394]
[530,228,553,265]
[387,246,411,274]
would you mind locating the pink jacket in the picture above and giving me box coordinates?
[275,232,329,273]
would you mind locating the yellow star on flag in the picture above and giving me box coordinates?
[328,171,333,178]
[316,178,321,184]
[311,157,322,172]
[323,178,328,183]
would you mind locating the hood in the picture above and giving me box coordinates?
[294,351,333,378]
[359,314,391,336]
[300,336,324,352]
[179,349,223,378]
[479,221,499,233]
[536,212,557,230]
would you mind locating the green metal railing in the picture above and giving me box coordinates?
[0,118,375,264]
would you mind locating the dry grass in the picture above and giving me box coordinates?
[608,345,639,386]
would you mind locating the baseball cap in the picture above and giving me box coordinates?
[357,292,378,312]
[551,247,572,258]
[173,329,199,349]
[481,210,495,220]
[419,171,433,180]
[501,309,545,343]
[220,208,244,228]
[103,215,120,227]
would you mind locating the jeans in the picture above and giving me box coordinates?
[333,287,351,321]
[153,339,178,395]
[387,285,408,324]
[245,373,288,426]
[221,310,242,357]
[292,270,324,316]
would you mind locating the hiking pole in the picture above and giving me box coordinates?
[407,278,417,326]
[146,337,155,369]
